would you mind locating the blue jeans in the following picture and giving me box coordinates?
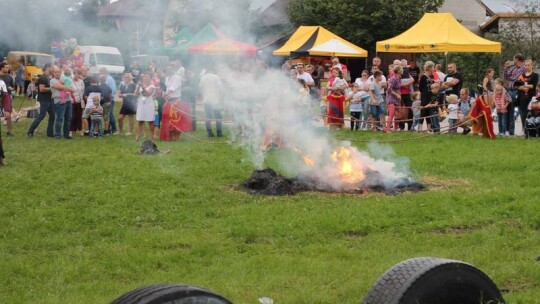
[91,119,103,137]
[28,99,55,136]
[369,104,383,121]
[497,112,507,134]
[362,98,370,128]
[54,101,72,138]
[204,104,222,136]
[429,109,440,133]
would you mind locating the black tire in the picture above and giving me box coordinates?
[362,257,505,304]
[111,283,233,304]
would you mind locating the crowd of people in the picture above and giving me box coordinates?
[0,58,203,165]
[287,54,539,138]
[0,53,538,166]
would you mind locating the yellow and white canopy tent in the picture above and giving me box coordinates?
[376,13,501,53]
[273,26,368,58]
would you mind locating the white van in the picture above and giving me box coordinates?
[79,46,125,83]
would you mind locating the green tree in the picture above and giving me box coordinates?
[287,0,444,54]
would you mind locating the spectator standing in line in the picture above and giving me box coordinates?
[346,83,366,131]
[457,88,473,135]
[386,65,403,132]
[117,73,137,135]
[492,81,509,136]
[99,67,117,134]
[442,63,463,97]
[50,65,75,139]
[98,73,113,135]
[369,71,385,133]
[503,53,526,136]
[69,68,85,136]
[331,56,348,79]
[408,60,421,91]
[89,95,104,138]
[435,64,446,83]
[354,70,370,130]
[482,68,495,96]
[411,91,422,131]
[199,65,224,137]
[446,94,459,134]
[515,60,538,130]
[0,78,7,165]
[135,73,156,141]
[418,61,436,132]
[27,63,55,138]
[0,62,14,136]
[15,58,25,96]
[399,59,415,130]
[127,60,141,84]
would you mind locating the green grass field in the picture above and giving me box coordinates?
[0,97,539,303]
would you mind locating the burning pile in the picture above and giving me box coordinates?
[242,145,425,196]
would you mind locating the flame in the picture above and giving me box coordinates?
[303,156,315,166]
[330,147,365,184]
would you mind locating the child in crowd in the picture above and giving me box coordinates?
[89,96,104,138]
[446,94,459,134]
[346,83,366,131]
[369,71,385,132]
[427,83,441,133]
[528,98,540,126]
[26,77,38,101]
[411,91,422,131]
[493,80,509,136]
[61,67,76,103]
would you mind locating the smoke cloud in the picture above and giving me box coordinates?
[0,0,415,190]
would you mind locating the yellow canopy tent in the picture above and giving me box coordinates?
[273,26,368,58]
[376,13,501,53]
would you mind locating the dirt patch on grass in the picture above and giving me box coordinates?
[343,230,369,238]
[419,175,472,190]
[500,279,538,293]
[431,224,483,235]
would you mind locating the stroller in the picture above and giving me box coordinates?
[524,98,540,138]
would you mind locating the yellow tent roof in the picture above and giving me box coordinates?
[273,26,368,58]
[376,13,501,53]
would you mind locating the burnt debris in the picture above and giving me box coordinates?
[242,168,425,196]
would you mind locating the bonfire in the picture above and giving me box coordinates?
[243,145,425,196]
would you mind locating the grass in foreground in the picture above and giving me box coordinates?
[0,103,539,303]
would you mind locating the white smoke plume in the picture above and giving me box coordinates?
[212,65,414,191]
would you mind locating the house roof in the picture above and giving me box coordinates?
[481,12,540,31]
[481,0,538,14]
[98,0,147,17]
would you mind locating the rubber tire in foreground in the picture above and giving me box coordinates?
[362,257,505,304]
[111,283,233,304]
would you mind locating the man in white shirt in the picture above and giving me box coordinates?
[165,65,182,101]
[295,64,315,88]
[199,66,223,137]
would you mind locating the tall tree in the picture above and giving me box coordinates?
[287,0,444,54]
